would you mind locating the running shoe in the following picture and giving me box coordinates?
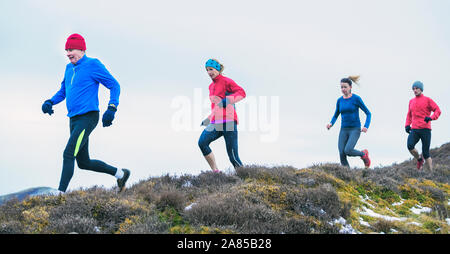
[417,156,424,170]
[361,149,371,168]
[117,169,130,192]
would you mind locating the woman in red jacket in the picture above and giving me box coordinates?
[198,59,246,172]
[405,81,441,170]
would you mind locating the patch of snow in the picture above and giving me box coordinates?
[359,195,375,208]
[410,205,432,215]
[359,207,407,222]
[392,200,404,206]
[359,218,371,227]
[390,228,398,233]
[182,181,193,188]
[333,217,346,225]
[94,226,101,233]
[445,218,450,225]
[408,221,422,227]
[332,217,359,234]
[184,202,197,211]
[340,224,359,234]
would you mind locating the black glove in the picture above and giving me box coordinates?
[201,118,210,126]
[405,126,411,134]
[102,106,117,127]
[424,117,432,123]
[42,99,54,115]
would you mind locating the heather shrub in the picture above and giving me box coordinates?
[151,174,196,191]
[0,220,24,234]
[128,179,159,204]
[370,176,401,194]
[235,165,262,180]
[236,165,298,185]
[141,190,159,204]
[281,217,314,234]
[48,194,94,220]
[295,169,342,188]
[155,190,186,212]
[183,192,282,233]
[419,185,445,202]
[433,204,448,220]
[319,224,340,234]
[117,214,171,234]
[48,187,150,233]
[313,163,356,182]
[287,184,341,220]
[0,198,23,221]
[340,201,352,219]
[189,171,240,188]
[372,219,396,233]
[45,215,98,234]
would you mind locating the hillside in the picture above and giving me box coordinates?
[0,187,59,206]
[0,143,449,234]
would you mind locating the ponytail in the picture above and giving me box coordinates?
[212,58,225,74]
[341,75,360,86]
[348,75,360,86]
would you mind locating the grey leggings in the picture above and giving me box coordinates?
[338,127,364,167]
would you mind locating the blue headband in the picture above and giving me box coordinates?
[205,59,221,72]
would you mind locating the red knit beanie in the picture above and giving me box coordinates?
[65,33,86,51]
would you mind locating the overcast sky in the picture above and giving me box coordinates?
[1,0,449,195]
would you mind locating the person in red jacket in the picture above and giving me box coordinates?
[198,59,246,172]
[405,81,441,170]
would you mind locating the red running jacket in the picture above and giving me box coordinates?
[208,74,246,124]
[405,94,441,130]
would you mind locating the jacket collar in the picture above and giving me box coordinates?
[73,54,87,66]
[212,74,223,82]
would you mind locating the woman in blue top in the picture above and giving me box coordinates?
[326,76,371,168]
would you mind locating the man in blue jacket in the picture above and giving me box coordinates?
[42,33,130,193]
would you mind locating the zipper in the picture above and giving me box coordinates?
[70,66,76,85]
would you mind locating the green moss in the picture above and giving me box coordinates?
[400,185,429,204]
[423,221,440,233]
[394,200,417,216]
[355,186,366,196]
[359,214,377,223]
[377,188,401,203]
[159,207,184,226]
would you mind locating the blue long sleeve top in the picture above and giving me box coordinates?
[51,55,120,118]
[330,94,371,129]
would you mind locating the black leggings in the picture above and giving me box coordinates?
[59,111,117,192]
[407,129,432,159]
[198,121,243,169]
